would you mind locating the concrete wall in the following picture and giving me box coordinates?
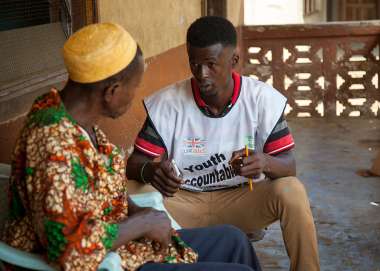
[227,0,245,26]
[244,0,304,25]
[98,0,202,58]
[98,0,244,57]
[244,0,327,25]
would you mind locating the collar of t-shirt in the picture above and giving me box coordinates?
[190,71,242,118]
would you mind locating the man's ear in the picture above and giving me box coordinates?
[231,51,240,68]
[103,82,120,103]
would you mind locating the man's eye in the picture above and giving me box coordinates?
[208,63,216,68]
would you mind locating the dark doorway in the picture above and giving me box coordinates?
[328,0,380,21]
[202,0,227,17]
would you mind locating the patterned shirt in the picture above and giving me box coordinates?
[135,73,295,158]
[2,89,197,271]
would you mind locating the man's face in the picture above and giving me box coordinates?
[107,56,144,119]
[187,43,236,97]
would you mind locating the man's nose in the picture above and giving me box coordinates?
[198,64,209,79]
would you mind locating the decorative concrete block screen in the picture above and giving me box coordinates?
[241,21,380,117]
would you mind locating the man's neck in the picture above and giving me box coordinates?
[60,85,100,132]
[201,77,234,116]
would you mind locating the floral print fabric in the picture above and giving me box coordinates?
[2,89,197,270]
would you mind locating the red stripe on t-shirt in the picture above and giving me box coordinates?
[267,142,295,155]
[264,134,295,155]
[135,137,165,157]
[191,71,241,108]
[191,78,207,107]
[230,72,241,104]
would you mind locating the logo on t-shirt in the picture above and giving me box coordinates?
[244,135,255,149]
[183,137,207,155]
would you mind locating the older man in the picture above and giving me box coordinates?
[2,23,261,271]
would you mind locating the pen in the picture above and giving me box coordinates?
[245,145,253,191]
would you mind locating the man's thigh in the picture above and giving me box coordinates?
[210,177,307,232]
[165,177,302,232]
[208,182,273,232]
[164,183,273,231]
[164,189,212,228]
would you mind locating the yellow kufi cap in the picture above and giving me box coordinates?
[63,23,137,83]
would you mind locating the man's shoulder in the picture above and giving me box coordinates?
[29,119,77,147]
[146,78,191,101]
[241,75,286,102]
[241,76,280,94]
[144,78,192,108]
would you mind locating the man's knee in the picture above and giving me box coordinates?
[271,177,309,208]
[213,224,250,244]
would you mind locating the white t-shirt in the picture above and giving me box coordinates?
[144,74,286,192]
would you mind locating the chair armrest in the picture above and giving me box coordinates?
[0,241,55,270]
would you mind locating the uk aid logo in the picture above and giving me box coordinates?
[183,137,207,155]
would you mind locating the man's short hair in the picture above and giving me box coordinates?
[187,16,237,48]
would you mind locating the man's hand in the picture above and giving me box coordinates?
[137,208,173,252]
[230,148,268,180]
[115,207,172,252]
[126,150,183,197]
[144,160,183,197]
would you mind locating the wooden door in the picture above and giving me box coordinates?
[338,0,379,21]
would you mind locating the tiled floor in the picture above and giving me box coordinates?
[254,118,380,271]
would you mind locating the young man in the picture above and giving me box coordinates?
[1,23,261,271]
[127,16,320,271]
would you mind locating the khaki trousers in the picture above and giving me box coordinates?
[127,177,320,271]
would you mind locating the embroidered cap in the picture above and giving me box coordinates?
[63,23,137,83]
